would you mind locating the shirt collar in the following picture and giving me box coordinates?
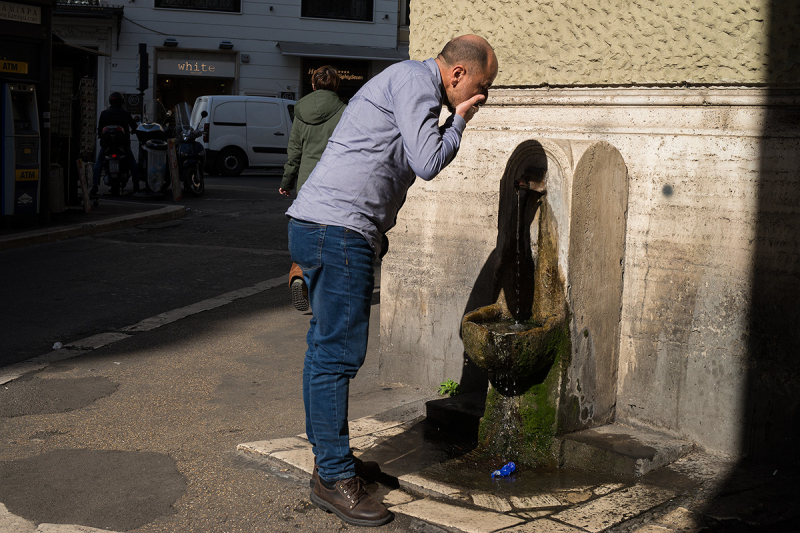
[423,58,443,95]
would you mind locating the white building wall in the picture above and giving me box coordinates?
[103,0,401,106]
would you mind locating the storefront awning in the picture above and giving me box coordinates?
[53,38,111,57]
[277,42,407,62]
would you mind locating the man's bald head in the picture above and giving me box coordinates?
[438,34,496,73]
[435,34,498,122]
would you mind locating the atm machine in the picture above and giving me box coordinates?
[1,83,41,217]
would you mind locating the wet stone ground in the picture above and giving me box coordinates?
[242,404,800,533]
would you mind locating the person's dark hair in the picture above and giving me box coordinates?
[438,38,489,70]
[312,65,340,92]
[109,91,124,107]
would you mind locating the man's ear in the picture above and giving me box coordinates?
[451,65,466,87]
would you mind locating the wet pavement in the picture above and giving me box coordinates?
[242,405,800,533]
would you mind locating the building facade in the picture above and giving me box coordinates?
[55,0,409,120]
[379,0,800,461]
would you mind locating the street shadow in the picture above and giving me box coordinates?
[355,417,479,484]
[698,1,800,530]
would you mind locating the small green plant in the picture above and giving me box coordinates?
[438,379,461,397]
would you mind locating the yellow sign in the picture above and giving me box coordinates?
[15,169,38,181]
[1,60,27,74]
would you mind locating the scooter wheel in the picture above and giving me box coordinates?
[184,165,205,196]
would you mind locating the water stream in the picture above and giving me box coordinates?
[514,189,523,328]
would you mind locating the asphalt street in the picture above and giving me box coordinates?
[0,172,440,532]
[1,171,293,366]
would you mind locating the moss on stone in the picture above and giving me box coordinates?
[476,319,572,467]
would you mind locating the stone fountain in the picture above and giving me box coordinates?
[461,139,629,468]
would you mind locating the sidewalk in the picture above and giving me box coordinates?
[240,404,799,533]
[0,198,185,251]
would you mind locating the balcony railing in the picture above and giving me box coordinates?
[55,0,123,16]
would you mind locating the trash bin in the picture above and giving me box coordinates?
[144,139,169,192]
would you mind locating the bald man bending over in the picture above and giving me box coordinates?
[285,35,498,527]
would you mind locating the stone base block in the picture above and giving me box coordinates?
[425,391,486,437]
[560,423,695,477]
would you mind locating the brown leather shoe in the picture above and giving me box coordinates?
[309,456,381,488]
[311,476,393,527]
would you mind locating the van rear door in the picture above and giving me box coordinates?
[246,100,288,166]
[209,100,246,152]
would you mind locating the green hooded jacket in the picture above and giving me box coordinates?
[280,90,346,193]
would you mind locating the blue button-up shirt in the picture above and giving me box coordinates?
[286,58,466,256]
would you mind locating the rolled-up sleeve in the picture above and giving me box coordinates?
[394,76,466,181]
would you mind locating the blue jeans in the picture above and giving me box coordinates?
[93,145,138,186]
[288,218,375,482]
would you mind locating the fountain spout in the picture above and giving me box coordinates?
[514,166,547,194]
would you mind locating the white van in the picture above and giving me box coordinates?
[191,95,295,176]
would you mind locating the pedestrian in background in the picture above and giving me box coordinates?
[286,35,498,527]
[279,65,346,312]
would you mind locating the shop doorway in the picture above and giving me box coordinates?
[301,58,369,102]
[157,75,234,114]
[50,42,100,206]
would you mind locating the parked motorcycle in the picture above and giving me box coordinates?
[98,125,131,194]
[172,102,207,197]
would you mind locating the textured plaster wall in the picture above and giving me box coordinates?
[410,0,800,85]
[379,89,800,457]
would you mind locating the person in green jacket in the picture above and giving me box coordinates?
[279,66,346,311]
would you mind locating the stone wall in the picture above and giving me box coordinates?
[391,0,800,459]
[409,0,800,86]
[378,88,800,457]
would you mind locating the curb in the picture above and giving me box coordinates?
[0,274,290,386]
[0,203,186,251]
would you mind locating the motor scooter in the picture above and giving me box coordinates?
[172,102,207,196]
[98,125,131,195]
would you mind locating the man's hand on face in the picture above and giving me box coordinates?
[456,94,486,123]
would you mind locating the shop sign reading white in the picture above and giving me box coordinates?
[0,1,41,24]
[158,57,235,78]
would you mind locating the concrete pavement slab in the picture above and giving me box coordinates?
[389,498,525,533]
[383,490,416,507]
[504,519,586,532]
[508,494,563,509]
[653,506,701,531]
[472,493,513,512]
[551,484,676,533]
[397,473,463,498]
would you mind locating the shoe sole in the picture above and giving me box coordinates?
[291,281,309,312]
[310,491,393,527]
